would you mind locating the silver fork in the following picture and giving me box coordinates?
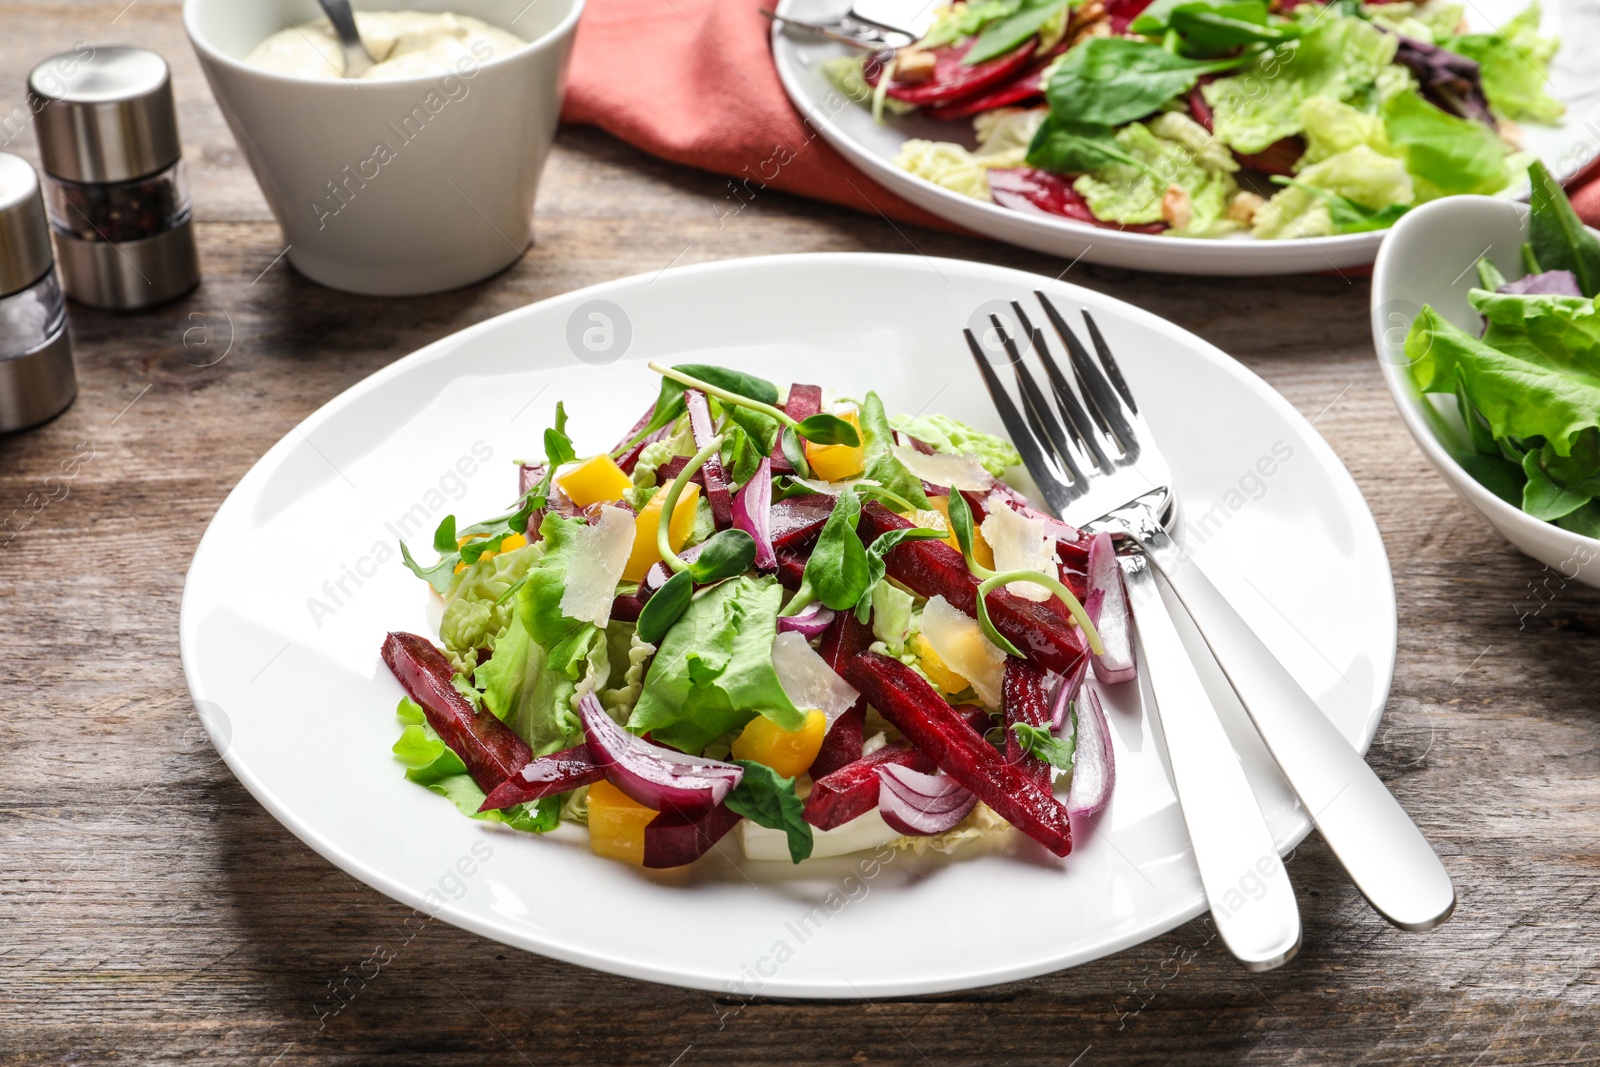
[966,305,1300,971]
[968,292,1456,936]
[759,6,921,49]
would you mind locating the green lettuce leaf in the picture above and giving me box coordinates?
[889,412,1021,477]
[1446,3,1562,124]
[1203,13,1396,153]
[1073,119,1240,234]
[1381,90,1514,200]
[392,698,559,832]
[1297,95,1394,168]
[1528,160,1600,297]
[630,575,803,752]
[474,613,589,756]
[437,541,545,675]
[518,512,604,678]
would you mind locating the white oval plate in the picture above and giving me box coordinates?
[771,0,1600,276]
[180,254,1395,996]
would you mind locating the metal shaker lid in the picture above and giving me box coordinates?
[0,152,54,297]
[29,46,181,183]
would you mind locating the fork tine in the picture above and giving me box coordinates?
[1014,303,1115,471]
[1082,310,1138,415]
[994,314,1090,486]
[963,329,1075,517]
[1036,292,1140,463]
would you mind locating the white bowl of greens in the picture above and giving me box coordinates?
[1372,162,1600,587]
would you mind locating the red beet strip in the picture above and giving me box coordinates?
[644,802,743,868]
[479,743,604,811]
[381,632,532,793]
[770,382,823,474]
[857,503,1089,678]
[804,707,990,830]
[809,611,875,779]
[684,389,733,528]
[845,652,1073,856]
[1003,659,1055,789]
[865,38,1038,106]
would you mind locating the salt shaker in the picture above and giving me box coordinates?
[28,46,200,309]
[0,152,75,431]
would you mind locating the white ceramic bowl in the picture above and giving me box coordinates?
[1371,195,1600,587]
[184,0,582,296]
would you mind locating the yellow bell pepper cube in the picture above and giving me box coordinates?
[913,634,970,695]
[804,410,864,482]
[623,482,701,582]
[586,780,656,865]
[731,710,827,779]
[926,496,995,568]
[556,454,634,508]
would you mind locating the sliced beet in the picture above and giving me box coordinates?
[845,652,1073,856]
[1188,84,1214,132]
[988,168,1168,233]
[1105,0,1157,32]
[1234,136,1305,177]
[865,38,1039,106]
[381,632,532,793]
[769,494,836,547]
[684,389,733,528]
[643,802,743,868]
[1002,659,1054,789]
[611,592,645,622]
[611,402,661,474]
[479,743,604,810]
[771,383,824,474]
[858,503,1089,678]
[809,612,875,779]
[804,706,988,830]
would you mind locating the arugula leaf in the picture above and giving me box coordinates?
[1026,115,1152,175]
[801,488,872,611]
[401,539,460,595]
[639,364,781,440]
[1528,160,1600,298]
[966,0,1071,65]
[630,575,804,752]
[726,760,813,863]
[1046,38,1253,128]
[687,529,758,583]
[636,569,695,645]
[781,426,812,478]
[1011,720,1076,770]
[858,391,930,510]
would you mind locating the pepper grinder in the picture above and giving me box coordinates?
[0,153,75,431]
[28,46,200,309]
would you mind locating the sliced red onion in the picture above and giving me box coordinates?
[685,389,733,528]
[876,764,979,836]
[578,693,743,815]
[1050,655,1089,732]
[732,456,776,570]
[1066,686,1114,818]
[1086,532,1136,685]
[776,601,836,638]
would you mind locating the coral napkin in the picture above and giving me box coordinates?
[559,0,1600,234]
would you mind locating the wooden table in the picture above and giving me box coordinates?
[4,5,1597,1064]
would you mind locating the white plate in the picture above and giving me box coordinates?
[1371,194,1600,586]
[180,253,1396,997]
[771,0,1600,276]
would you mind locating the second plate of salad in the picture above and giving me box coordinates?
[771,0,1600,274]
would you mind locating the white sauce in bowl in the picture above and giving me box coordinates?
[245,11,524,80]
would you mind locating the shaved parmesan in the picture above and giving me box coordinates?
[557,505,635,627]
[792,476,880,496]
[771,631,860,720]
[891,445,994,491]
[919,595,1006,707]
[981,496,1055,602]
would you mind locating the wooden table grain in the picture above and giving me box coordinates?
[3,5,1597,1065]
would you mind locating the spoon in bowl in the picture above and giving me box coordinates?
[317,0,376,78]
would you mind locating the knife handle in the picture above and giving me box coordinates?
[1119,551,1301,971]
[1134,521,1455,932]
